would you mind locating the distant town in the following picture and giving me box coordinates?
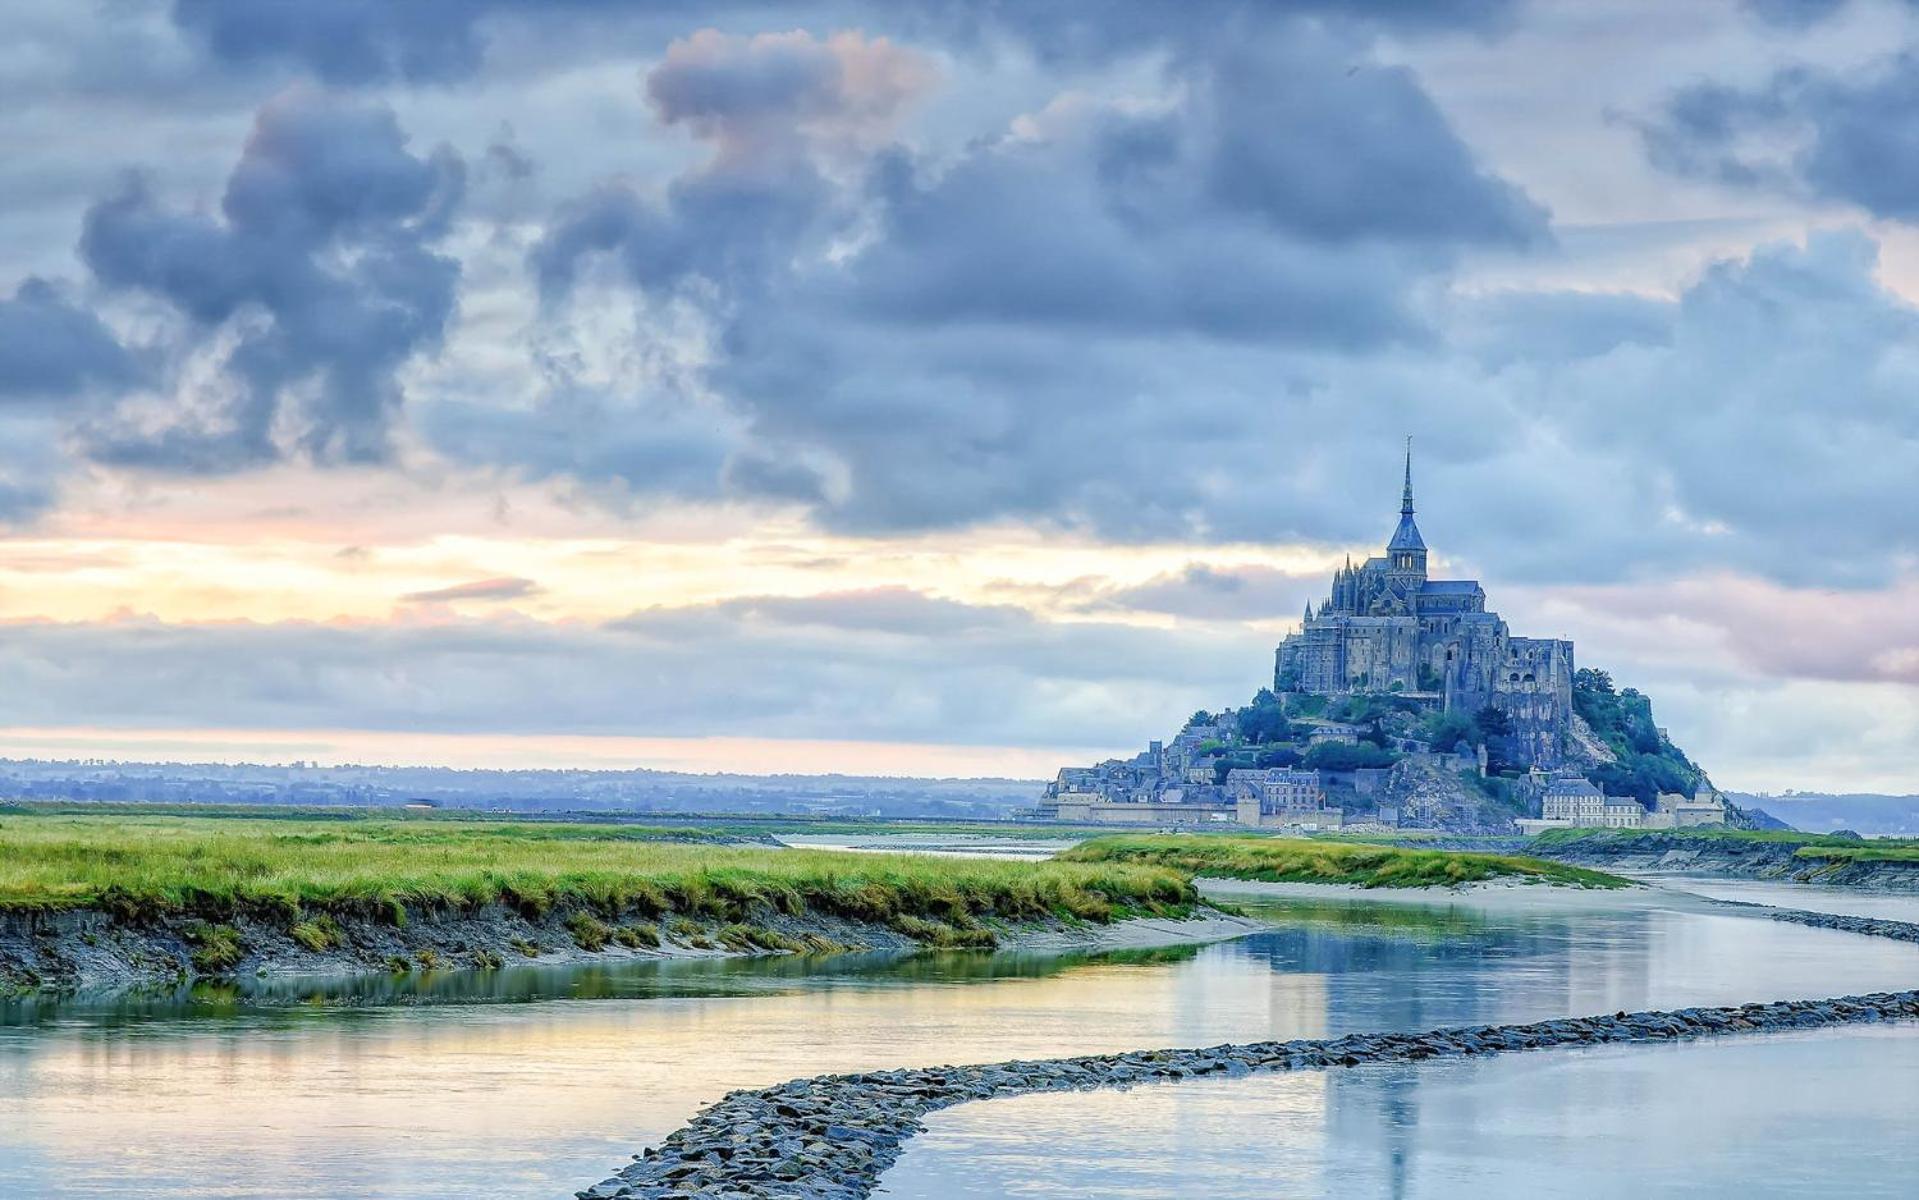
[0,758,1034,821]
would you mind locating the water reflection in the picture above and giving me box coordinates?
[0,944,1206,1029]
[3,894,1914,1199]
[881,1027,1919,1198]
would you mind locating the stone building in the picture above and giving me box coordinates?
[1516,774,1654,832]
[1274,448,1574,768]
[1540,776,1606,823]
[1225,767,1343,829]
[1643,789,1729,829]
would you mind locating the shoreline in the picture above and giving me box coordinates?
[0,903,1263,997]
[1194,875,1667,913]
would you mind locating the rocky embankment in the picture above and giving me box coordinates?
[1533,832,1919,890]
[0,904,1260,995]
[580,989,1919,1199]
[1729,903,1919,944]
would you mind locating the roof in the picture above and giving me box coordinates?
[1544,776,1602,796]
[1420,580,1483,595]
[1386,512,1426,553]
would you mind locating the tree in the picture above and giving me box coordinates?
[1574,668,1614,695]
[1417,710,1476,753]
[1188,710,1213,728]
[1236,699,1291,745]
[1302,742,1398,771]
[1473,705,1512,741]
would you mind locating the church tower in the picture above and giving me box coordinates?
[1386,440,1427,582]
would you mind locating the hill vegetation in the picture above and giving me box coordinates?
[1571,669,1705,804]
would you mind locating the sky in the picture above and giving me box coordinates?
[2,0,1918,791]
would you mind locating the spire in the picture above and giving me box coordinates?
[1401,435,1414,517]
[1303,599,1313,624]
[1386,436,1427,558]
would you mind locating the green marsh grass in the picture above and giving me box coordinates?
[1060,834,1629,889]
[0,812,1196,931]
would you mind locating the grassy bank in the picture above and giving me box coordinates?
[1531,827,1919,860]
[0,813,1196,933]
[1060,834,1630,889]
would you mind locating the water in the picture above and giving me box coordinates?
[1649,875,1919,923]
[4,890,1916,1199]
[775,833,1080,860]
[881,1026,1919,1198]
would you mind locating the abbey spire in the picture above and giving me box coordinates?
[1386,438,1427,571]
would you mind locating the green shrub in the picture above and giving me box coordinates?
[470,948,504,971]
[509,937,541,958]
[565,912,611,951]
[289,914,343,952]
[185,923,245,974]
[889,914,998,949]
[613,922,661,949]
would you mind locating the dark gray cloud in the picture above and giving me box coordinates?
[1094,565,1319,623]
[1641,51,1919,221]
[1454,289,1674,369]
[78,87,463,471]
[1740,0,1857,29]
[1445,229,1919,588]
[167,0,1519,85]
[0,278,141,402]
[0,591,1266,746]
[402,576,543,603]
[532,27,924,304]
[522,22,1550,535]
[171,0,499,85]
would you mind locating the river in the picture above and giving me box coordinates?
[2,877,1914,1198]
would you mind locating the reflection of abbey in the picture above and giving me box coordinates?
[1275,449,1573,768]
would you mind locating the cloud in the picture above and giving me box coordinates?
[530,29,933,303]
[0,592,1268,747]
[165,0,1520,85]
[1108,565,1316,622]
[1640,50,1919,221]
[0,278,141,403]
[170,0,499,85]
[1555,574,1919,688]
[402,576,543,603]
[1739,0,1856,29]
[1453,288,1674,369]
[520,21,1549,536]
[77,87,464,471]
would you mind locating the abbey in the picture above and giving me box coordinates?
[1274,449,1574,768]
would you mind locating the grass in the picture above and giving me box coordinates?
[1793,845,1919,864]
[1059,834,1630,889]
[288,914,343,952]
[613,922,661,949]
[0,813,1197,935]
[1530,827,1919,863]
[185,922,244,973]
